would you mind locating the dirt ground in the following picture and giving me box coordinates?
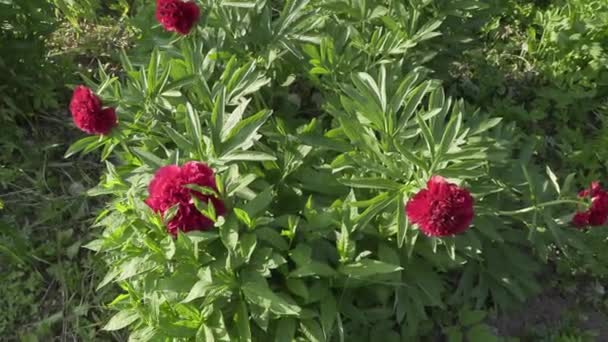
[491,282,608,340]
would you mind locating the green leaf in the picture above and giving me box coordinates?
[186,102,204,157]
[241,281,301,316]
[396,81,430,132]
[320,294,337,338]
[103,309,139,331]
[286,278,309,299]
[211,87,226,150]
[182,280,213,303]
[337,224,355,262]
[289,261,337,278]
[354,193,394,231]
[132,148,164,169]
[546,166,560,195]
[116,256,154,281]
[396,194,408,248]
[444,327,463,342]
[196,323,216,342]
[164,75,198,92]
[234,301,252,342]
[223,99,251,140]
[338,259,403,278]
[182,268,215,303]
[164,126,195,152]
[222,109,272,155]
[64,136,99,158]
[459,309,487,326]
[416,112,435,156]
[146,49,159,94]
[300,319,325,342]
[220,216,239,251]
[339,177,401,190]
[471,117,502,135]
[394,142,428,171]
[275,319,296,342]
[243,187,274,217]
[390,70,420,115]
[435,112,462,163]
[240,233,257,262]
[256,227,289,251]
[221,151,277,162]
[466,324,498,342]
[234,208,253,228]
[82,239,103,252]
[222,1,257,8]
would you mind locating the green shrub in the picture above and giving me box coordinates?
[442,0,608,181]
[64,0,608,340]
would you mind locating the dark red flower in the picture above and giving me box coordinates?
[69,86,117,135]
[156,0,200,35]
[145,161,226,235]
[572,181,608,228]
[405,176,474,237]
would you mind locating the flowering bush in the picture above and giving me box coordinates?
[65,0,608,340]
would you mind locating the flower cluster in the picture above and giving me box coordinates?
[146,161,226,235]
[572,181,608,228]
[69,86,117,135]
[156,0,200,35]
[406,176,474,237]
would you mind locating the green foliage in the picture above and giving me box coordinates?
[4,0,608,339]
[63,0,608,340]
[443,0,608,181]
[0,0,134,339]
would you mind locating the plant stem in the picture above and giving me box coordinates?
[497,199,585,216]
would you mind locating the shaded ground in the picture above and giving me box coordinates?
[492,279,608,340]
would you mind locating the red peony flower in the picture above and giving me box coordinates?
[156,0,200,35]
[572,181,608,228]
[145,161,226,235]
[405,176,474,237]
[69,86,117,135]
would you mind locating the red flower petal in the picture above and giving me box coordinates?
[406,176,474,237]
[572,181,608,228]
[146,162,226,235]
[156,0,200,35]
[69,86,117,135]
